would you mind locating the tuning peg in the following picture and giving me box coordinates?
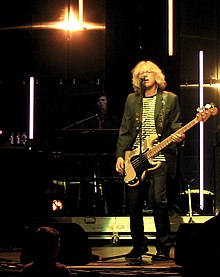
[196,106,203,112]
[204,103,212,109]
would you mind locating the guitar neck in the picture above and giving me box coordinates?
[147,117,199,159]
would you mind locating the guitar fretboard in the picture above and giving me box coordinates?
[147,118,199,159]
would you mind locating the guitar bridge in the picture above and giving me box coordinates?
[125,176,139,186]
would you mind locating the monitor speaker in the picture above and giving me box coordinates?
[175,216,220,275]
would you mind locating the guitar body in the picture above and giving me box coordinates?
[123,104,218,187]
[124,134,162,187]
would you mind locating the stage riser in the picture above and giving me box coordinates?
[0,216,213,249]
[51,216,213,240]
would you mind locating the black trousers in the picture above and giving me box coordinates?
[126,162,171,250]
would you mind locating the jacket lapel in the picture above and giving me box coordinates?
[155,92,164,121]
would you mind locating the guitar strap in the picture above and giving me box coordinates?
[157,92,168,136]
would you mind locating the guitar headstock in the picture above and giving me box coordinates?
[196,103,218,122]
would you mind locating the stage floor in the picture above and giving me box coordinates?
[0,245,182,276]
[0,215,216,276]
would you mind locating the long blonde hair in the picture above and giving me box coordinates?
[131,60,167,91]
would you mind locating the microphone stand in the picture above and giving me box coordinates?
[62,113,99,129]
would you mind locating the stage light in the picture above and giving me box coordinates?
[52,200,63,211]
[0,0,105,32]
[29,77,35,140]
[199,50,204,211]
[168,0,173,56]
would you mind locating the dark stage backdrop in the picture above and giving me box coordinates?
[0,0,106,139]
[0,0,220,216]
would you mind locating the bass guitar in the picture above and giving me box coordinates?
[124,103,218,187]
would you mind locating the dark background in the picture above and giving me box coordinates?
[0,0,220,221]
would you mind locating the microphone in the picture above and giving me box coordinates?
[97,107,104,118]
[140,77,146,83]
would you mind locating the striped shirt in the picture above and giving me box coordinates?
[133,96,166,162]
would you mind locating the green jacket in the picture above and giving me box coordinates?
[116,89,184,178]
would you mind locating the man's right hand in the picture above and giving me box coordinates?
[115,157,125,175]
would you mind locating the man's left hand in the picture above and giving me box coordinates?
[171,133,185,143]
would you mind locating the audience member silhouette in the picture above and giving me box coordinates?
[20,226,72,277]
